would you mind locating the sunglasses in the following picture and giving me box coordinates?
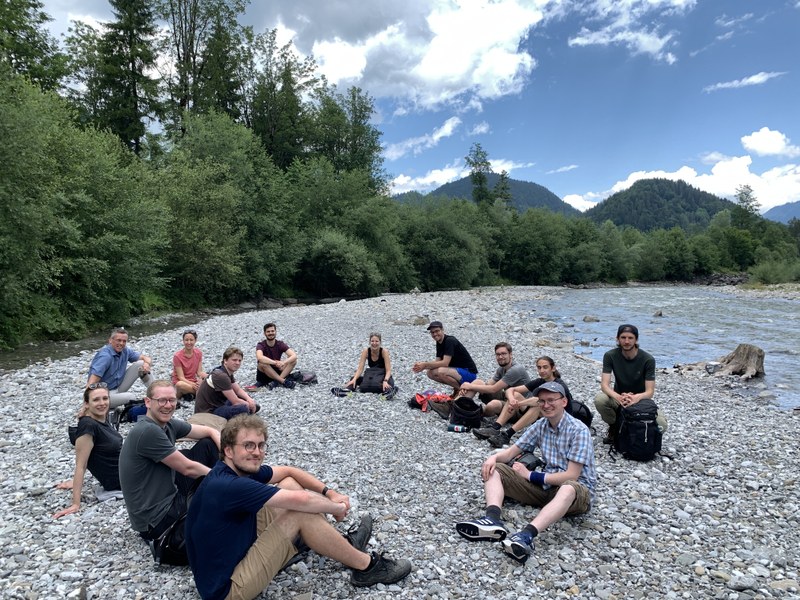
[87,382,109,390]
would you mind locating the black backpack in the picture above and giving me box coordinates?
[449,397,482,429]
[568,400,594,429]
[613,398,662,461]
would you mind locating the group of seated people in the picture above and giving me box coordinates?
[53,320,666,598]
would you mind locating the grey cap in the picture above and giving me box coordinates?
[531,381,565,397]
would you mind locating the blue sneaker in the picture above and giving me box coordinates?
[455,515,507,541]
[502,531,533,563]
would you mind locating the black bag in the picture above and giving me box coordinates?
[511,452,544,471]
[568,400,594,429]
[290,370,318,385]
[358,368,385,393]
[449,397,482,429]
[151,475,205,566]
[152,513,189,566]
[613,399,662,461]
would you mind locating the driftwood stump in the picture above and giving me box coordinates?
[716,344,765,380]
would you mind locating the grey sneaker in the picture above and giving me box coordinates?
[473,425,500,440]
[487,428,513,448]
[502,531,533,563]
[455,515,508,541]
[351,552,412,587]
[428,400,451,420]
[344,515,373,552]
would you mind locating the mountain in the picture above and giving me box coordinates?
[395,174,579,216]
[763,201,800,224]
[584,178,736,231]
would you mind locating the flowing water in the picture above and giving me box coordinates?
[518,285,799,410]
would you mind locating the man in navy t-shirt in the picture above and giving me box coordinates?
[185,415,412,599]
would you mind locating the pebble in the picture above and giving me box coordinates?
[1,286,798,599]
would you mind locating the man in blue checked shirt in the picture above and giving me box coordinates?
[455,381,596,563]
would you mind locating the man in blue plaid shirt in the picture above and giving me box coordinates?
[455,381,596,563]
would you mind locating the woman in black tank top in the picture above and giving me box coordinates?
[341,333,396,396]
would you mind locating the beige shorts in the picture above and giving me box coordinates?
[225,505,297,600]
[495,463,590,515]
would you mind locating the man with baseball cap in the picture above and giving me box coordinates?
[594,324,668,444]
[412,320,477,400]
[455,380,596,563]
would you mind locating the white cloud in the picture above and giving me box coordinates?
[384,117,462,161]
[490,159,536,173]
[565,0,699,64]
[741,127,800,158]
[391,161,468,195]
[566,154,800,212]
[547,164,579,174]
[714,13,754,29]
[703,71,786,93]
[256,0,544,111]
[569,27,677,64]
[562,193,598,211]
[312,37,367,81]
[468,122,490,136]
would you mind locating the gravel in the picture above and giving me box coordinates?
[1,286,798,600]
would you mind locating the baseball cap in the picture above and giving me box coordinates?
[427,320,443,331]
[531,381,566,397]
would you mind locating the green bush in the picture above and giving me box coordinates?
[298,229,384,296]
[748,260,800,284]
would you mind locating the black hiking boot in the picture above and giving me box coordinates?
[351,552,413,587]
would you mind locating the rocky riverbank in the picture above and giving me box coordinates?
[1,287,798,599]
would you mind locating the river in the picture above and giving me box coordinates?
[518,285,799,410]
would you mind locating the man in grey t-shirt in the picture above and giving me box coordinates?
[119,380,220,546]
[459,343,530,417]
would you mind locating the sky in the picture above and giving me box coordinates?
[41,0,800,213]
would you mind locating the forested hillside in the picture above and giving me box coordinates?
[424,174,578,216]
[1,2,799,349]
[585,179,735,231]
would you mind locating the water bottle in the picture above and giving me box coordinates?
[447,424,470,432]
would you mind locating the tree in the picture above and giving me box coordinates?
[493,170,512,208]
[157,0,248,129]
[193,15,244,120]
[96,0,162,154]
[731,184,761,231]
[0,0,65,90]
[248,30,321,167]
[62,21,104,126]
[465,142,493,207]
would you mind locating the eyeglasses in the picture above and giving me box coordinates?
[151,397,178,406]
[88,382,109,390]
[237,441,267,452]
[537,398,563,407]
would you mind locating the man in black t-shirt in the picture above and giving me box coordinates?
[412,321,478,396]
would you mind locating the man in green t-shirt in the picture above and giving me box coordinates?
[594,324,668,444]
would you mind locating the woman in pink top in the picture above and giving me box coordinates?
[172,329,207,400]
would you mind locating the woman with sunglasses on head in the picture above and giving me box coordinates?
[54,383,123,518]
[172,329,207,402]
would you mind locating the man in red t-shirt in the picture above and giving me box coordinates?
[254,323,298,389]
